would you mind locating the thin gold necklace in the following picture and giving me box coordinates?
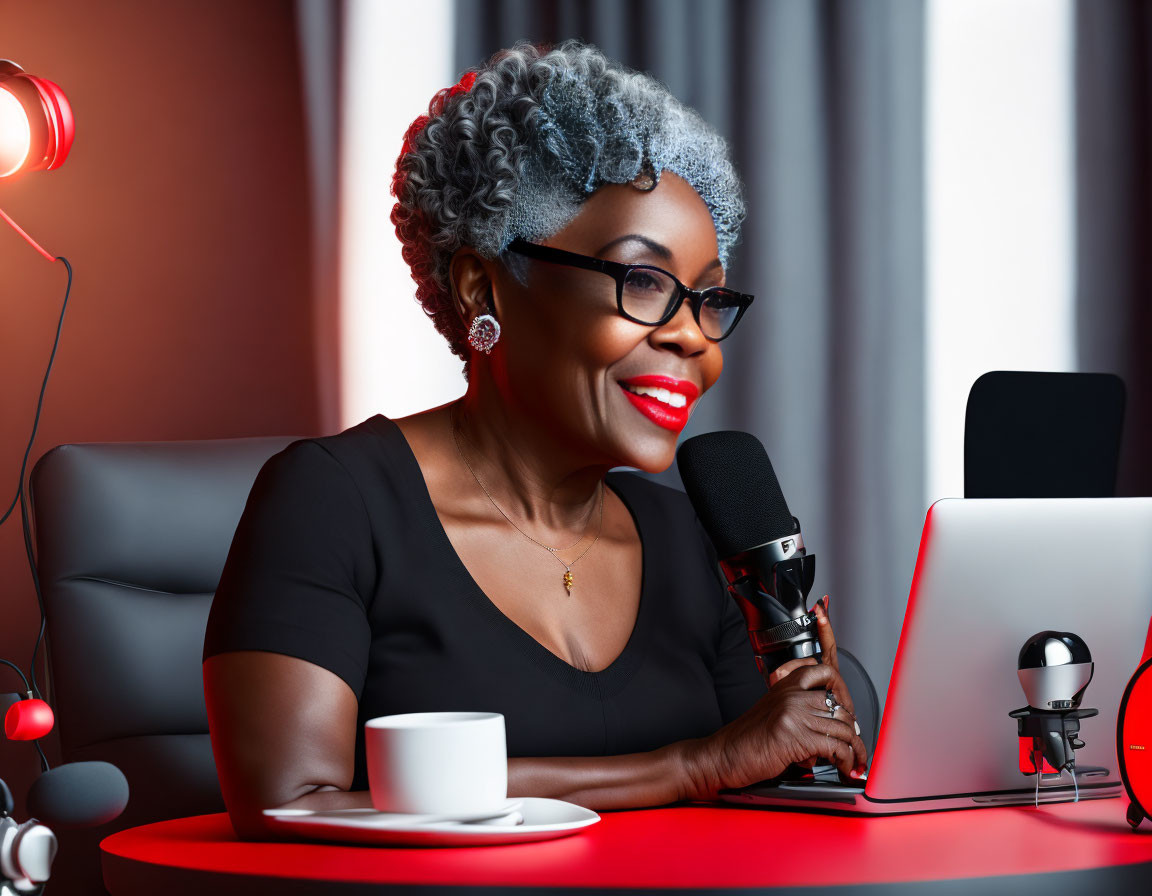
[451,418,605,595]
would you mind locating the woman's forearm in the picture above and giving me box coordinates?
[246,738,716,839]
[508,738,715,810]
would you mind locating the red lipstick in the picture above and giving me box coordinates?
[617,375,700,433]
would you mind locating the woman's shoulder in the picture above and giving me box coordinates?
[307,413,396,460]
[265,414,402,481]
[242,415,423,529]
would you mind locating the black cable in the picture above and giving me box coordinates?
[0,257,70,531]
[18,257,70,704]
[0,256,72,774]
[0,659,31,694]
[21,491,46,703]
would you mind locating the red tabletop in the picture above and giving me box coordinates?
[101,797,1152,894]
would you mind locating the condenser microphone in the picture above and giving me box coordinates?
[26,761,128,829]
[677,431,819,685]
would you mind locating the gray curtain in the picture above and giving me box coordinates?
[296,0,345,436]
[1076,0,1152,498]
[456,0,926,710]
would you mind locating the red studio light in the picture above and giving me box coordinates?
[0,60,74,179]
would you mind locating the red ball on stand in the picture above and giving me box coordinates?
[5,698,55,741]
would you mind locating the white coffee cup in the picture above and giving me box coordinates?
[364,711,507,815]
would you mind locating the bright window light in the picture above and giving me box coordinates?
[926,0,1075,503]
[340,0,463,428]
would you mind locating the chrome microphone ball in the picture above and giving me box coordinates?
[1017,631,1094,711]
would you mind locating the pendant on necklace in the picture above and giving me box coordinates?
[563,570,574,594]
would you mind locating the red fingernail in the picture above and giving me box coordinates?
[849,769,861,779]
[823,595,830,611]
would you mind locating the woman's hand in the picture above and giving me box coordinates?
[768,595,862,769]
[768,596,856,721]
[678,596,868,798]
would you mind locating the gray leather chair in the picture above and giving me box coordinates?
[29,435,302,894]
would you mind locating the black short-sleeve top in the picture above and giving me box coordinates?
[203,415,764,791]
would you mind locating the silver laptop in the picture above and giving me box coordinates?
[722,497,1152,814]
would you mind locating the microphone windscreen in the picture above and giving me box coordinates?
[27,761,128,829]
[677,430,795,558]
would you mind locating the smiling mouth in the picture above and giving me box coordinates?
[616,378,697,434]
[618,382,689,408]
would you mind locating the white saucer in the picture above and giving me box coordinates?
[265,799,523,827]
[264,797,599,847]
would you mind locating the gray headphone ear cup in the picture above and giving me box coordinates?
[10,820,56,884]
[0,816,56,889]
[0,816,19,884]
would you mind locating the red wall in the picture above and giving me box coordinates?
[1,0,326,817]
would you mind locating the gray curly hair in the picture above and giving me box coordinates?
[390,39,746,374]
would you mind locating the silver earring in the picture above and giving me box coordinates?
[468,313,500,354]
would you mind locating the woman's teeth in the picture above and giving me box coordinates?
[621,384,688,408]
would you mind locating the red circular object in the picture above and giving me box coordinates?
[102,800,1152,894]
[1118,657,1152,828]
[0,61,73,177]
[4,698,54,741]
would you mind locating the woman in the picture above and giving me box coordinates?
[203,40,866,840]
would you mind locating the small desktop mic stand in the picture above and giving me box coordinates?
[1009,704,1098,805]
